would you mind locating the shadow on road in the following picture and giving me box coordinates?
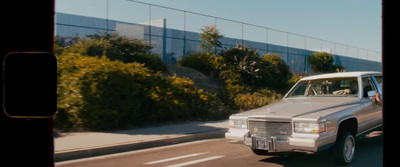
[111,120,227,135]
[54,120,227,138]
[259,131,383,167]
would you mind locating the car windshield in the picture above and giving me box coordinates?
[287,77,359,98]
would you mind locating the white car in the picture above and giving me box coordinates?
[225,71,382,165]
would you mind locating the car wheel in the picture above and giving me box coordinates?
[251,148,269,155]
[334,131,355,165]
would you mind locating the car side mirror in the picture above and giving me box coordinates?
[367,90,377,97]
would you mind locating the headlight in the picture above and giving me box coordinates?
[229,119,248,129]
[294,122,326,133]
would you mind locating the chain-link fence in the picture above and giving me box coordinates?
[55,0,381,72]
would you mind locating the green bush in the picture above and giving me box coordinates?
[288,73,302,88]
[166,76,231,120]
[178,52,219,77]
[234,89,282,111]
[55,37,231,130]
[56,53,153,130]
[260,54,292,92]
[55,31,301,130]
[307,52,346,73]
[218,45,292,91]
[65,33,167,72]
[307,52,334,73]
[78,68,154,130]
[219,44,263,88]
[179,44,289,112]
[217,46,288,110]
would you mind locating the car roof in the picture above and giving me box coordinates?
[300,71,382,81]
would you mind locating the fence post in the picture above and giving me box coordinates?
[183,11,186,57]
[241,23,244,45]
[148,4,152,44]
[286,32,289,65]
[162,18,167,63]
[106,0,109,33]
[266,28,269,53]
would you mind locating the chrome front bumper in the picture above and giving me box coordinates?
[244,136,292,152]
[244,132,336,152]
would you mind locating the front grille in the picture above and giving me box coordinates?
[248,121,292,139]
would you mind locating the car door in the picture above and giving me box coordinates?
[355,75,383,134]
[370,74,383,125]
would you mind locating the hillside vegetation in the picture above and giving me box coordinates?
[55,32,300,131]
[55,33,229,131]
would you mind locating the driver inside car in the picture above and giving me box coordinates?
[332,80,358,95]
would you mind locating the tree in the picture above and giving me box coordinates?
[199,25,223,54]
[219,44,262,87]
[308,52,334,73]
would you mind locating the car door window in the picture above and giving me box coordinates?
[362,76,377,98]
[373,75,383,93]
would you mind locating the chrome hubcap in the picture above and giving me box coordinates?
[344,136,355,162]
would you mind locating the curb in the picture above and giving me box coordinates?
[54,129,227,162]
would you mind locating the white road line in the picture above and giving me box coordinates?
[165,155,225,167]
[144,152,209,165]
[56,139,222,166]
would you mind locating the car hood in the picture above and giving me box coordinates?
[233,97,360,120]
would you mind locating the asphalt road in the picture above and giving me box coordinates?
[56,130,383,167]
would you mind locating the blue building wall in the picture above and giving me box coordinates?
[55,13,381,72]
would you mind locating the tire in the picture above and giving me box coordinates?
[333,132,355,165]
[251,148,269,155]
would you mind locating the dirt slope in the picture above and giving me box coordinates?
[166,65,221,94]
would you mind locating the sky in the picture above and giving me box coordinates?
[56,0,381,52]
